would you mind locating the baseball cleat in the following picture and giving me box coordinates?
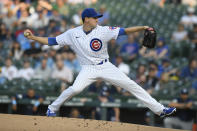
[46,108,56,117]
[160,107,176,118]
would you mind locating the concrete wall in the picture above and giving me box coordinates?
[0,114,186,131]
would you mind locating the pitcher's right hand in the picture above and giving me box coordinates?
[24,29,33,39]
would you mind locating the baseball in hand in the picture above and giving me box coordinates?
[24,32,30,37]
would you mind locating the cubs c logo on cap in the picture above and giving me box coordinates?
[90,38,102,52]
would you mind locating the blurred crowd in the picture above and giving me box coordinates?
[0,0,197,129]
[148,0,197,8]
[0,0,196,94]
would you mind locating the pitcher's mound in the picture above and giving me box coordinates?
[0,114,186,131]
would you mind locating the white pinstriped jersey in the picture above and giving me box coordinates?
[56,25,120,65]
[50,25,166,115]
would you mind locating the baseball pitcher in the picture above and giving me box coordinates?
[24,8,176,118]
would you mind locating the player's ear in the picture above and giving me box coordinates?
[84,17,89,23]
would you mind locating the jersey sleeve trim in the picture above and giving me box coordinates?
[48,37,58,46]
[118,28,126,36]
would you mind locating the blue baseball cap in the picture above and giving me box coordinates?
[81,8,103,20]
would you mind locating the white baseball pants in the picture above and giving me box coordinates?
[48,61,164,115]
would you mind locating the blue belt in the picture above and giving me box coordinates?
[97,59,108,65]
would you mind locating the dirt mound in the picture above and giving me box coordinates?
[0,114,185,131]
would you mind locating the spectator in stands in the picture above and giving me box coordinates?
[133,31,144,45]
[37,27,46,37]
[159,58,177,77]
[18,9,32,27]
[155,38,169,59]
[0,23,8,41]
[0,27,14,53]
[63,50,81,74]
[51,59,73,85]
[135,64,148,89]
[29,0,51,25]
[120,34,139,62]
[92,87,120,122]
[52,0,69,18]
[2,9,17,31]
[23,41,42,58]
[58,45,72,54]
[55,53,63,61]
[180,58,197,80]
[59,20,70,33]
[40,50,55,69]
[107,39,120,64]
[113,56,131,96]
[16,22,31,51]
[50,47,58,57]
[182,0,197,8]
[190,80,197,95]
[144,111,152,126]
[158,58,179,82]
[69,108,83,118]
[0,42,9,61]
[137,75,148,92]
[72,9,82,26]
[9,41,23,61]
[180,7,197,29]
[140,37,169,60]
[45,19,59,36]
[0,66,6,84]
[88,80,119,96]
[115,55,130,75]
[1,57,18,81]
[37,0,53,12]
[172,23,188,43]
[88,80,104,94]
[11,88,43,115]
[155,73,170,91]
[188,24,197,52]
[17,59,35,81]
[150,61,161,78]
[98,5,110,26]
[10,1,28,20]
[34,58,51,80]
[32,10,49,29]
[0,1,8,18]
[164,88,194,130]
[4,29,14,47]
[49,9,62,23]
[145,63,159,94]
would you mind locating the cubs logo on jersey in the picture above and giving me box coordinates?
[90,38,102,52]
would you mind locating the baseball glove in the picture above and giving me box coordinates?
[142,27,156,48]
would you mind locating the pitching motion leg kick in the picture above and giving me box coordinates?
[48,61,165,115]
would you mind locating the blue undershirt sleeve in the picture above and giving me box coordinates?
[48,37,58,46]
[118,28,126,36]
